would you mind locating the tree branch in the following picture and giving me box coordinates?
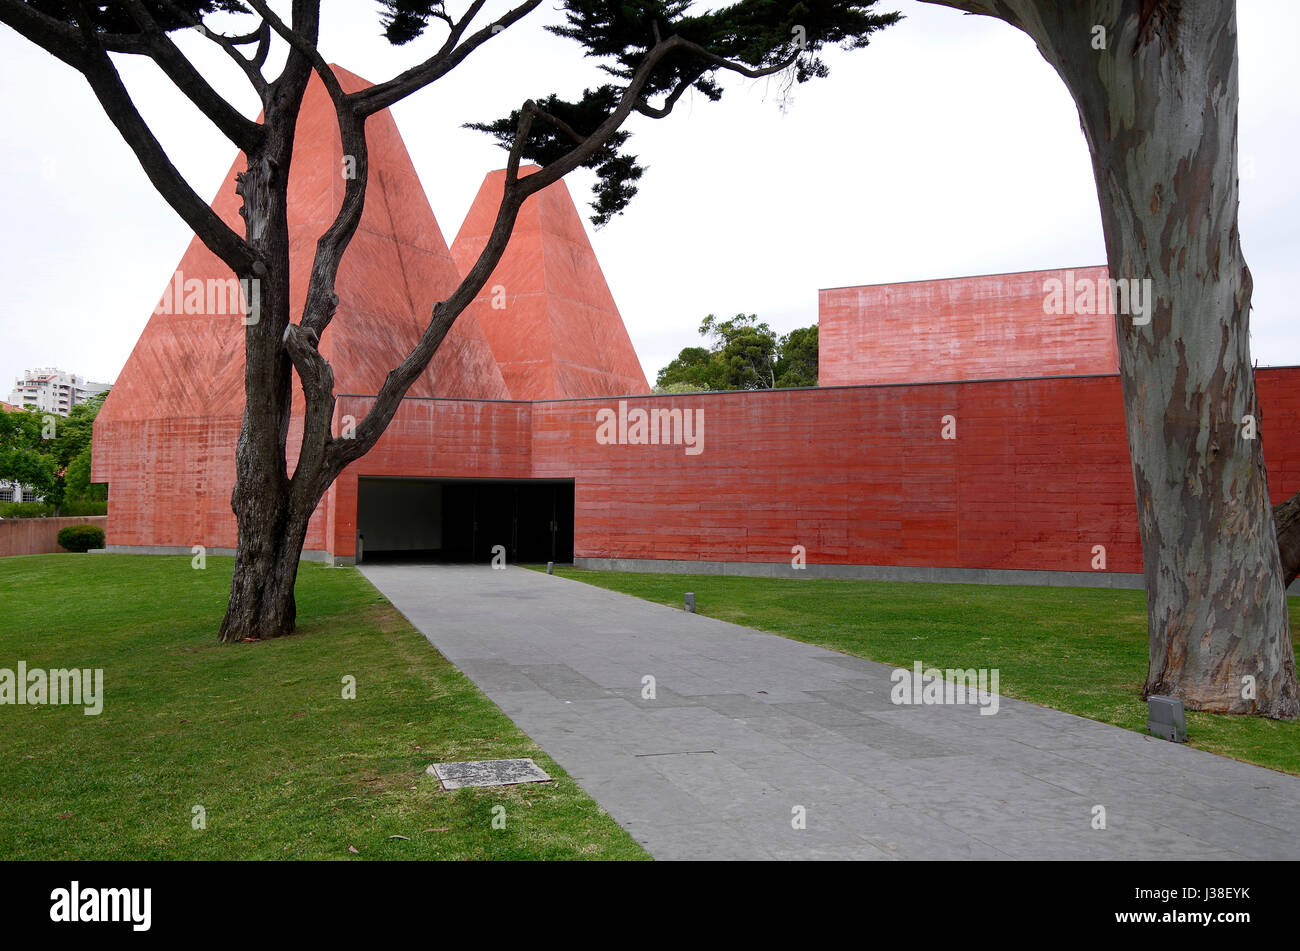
[57,1,257,274]
[635,71,700,119]
[282,322,336,511]
[240,0,365,478]
[0,0,91,68]
[156,0,271,102]
[243,0,367,339]
[349,0,540,117]
[117,0,264,149]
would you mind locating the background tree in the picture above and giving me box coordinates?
[774,324,818,387]
[656,313,819,390]
[704,313,779,388]
[0,407,57,506]
[656,345,724,391]
[1,0,898,641]
[920,0,1298,717]
[0,394,107,512]
[57,393,109,502]
[652,380,711,395]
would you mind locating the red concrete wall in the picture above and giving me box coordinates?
[327,396,534,558]
[528,378,1138,571]
[98,367,1300,576]
[819,266,1121,387]
[0,516,109,557]
[523,368,1300,574]
[95,416,330,552]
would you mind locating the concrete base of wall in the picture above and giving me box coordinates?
[87,549,1300,594]
[104,544,342,565]
[576,557,1300,595]
[576,557,1150,589]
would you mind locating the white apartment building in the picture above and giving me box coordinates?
[0,481,33,504]
[6,368,110,417]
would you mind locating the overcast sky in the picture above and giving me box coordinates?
[1,0,1297,395]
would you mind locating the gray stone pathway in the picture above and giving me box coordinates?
[361,564,1300,860]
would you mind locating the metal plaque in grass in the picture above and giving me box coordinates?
[428,758,552,790]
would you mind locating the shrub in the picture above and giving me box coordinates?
[60,500,108,517]
[0,502,52,518]
[57,525,105,553]
[0,500,107,519]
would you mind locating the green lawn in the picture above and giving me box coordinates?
[541,567,1300,775]
[0,554,647,860]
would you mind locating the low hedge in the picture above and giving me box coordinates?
[0,501,108,519]
[56,525,106,553]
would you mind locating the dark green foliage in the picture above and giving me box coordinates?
[26,0,246,33]
[774,324,818,387]
[56,524,105,552]
[707,313,779,389]
[377,0,448,45]
[466,0,900,224]
[0,408,56,500]
[657,346,721,391]
[0,500,107,519]
[466,86,643,228]
[0,446,56,497]
[655,313,818,390]
[65,447,105,501]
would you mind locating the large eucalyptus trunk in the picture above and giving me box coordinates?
[923,0,1299,717]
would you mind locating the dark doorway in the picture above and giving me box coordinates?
[357,477,574,565]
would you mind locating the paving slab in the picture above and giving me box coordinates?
[362,563,1300,861]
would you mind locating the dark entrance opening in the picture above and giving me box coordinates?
[356,477,574,565]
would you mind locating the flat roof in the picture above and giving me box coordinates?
[819,264,1110,294]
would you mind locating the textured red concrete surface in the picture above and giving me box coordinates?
[819,266,1121,387]
[316,369,1300,575]
[529,377,1142,571]
[0,516,108,557]
[99,358,1300,570]
[450,168,649,400]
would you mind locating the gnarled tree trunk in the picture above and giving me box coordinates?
[217,89,313,643]
[923,0,1299,717]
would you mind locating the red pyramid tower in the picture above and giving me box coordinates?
[450,168,649,400]
[94,66,508,552]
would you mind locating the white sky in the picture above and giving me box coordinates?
[1,0,1297,393]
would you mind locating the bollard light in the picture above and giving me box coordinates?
[684,592,695,613]
[1147,695,1187,742]
[546,561,554,575]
